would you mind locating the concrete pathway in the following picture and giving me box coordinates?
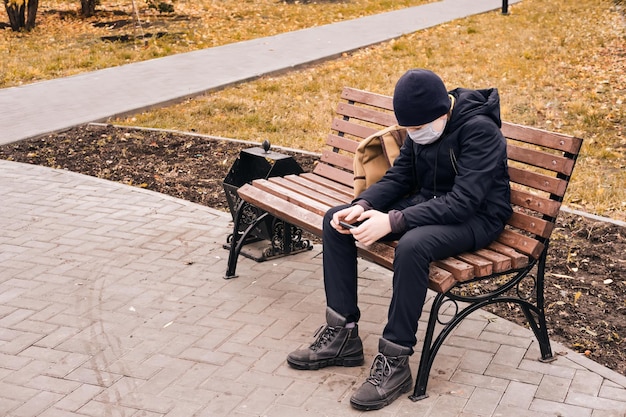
[1,159,626,417]
[0,0,519,145]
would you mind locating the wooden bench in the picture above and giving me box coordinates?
[226,87,583,401]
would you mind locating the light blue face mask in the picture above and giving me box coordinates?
[408,116,447,145]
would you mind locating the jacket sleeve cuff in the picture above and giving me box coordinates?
[388,210,407,234]
[353,199,373,211]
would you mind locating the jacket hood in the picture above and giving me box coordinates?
[447,88,502,132]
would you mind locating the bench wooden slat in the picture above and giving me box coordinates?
[487,241,529,269]
[300,173,355,196]
[497,229,545,259]
[332,118,379,140]
[327,133,360,153]
[355,242,456,293]
[251,179,331,216]
[507,143,575,176]
[268,177,345,208]
[284,175,352,204]
[456,253,493,277]
[320,149,354,171]
[473,248,512,273]
[502,122,583,154]
[433,258,475,282]
[341,87,394,111]
[426,266,457,293]
[312,163,354,187]
[237,183,323,235]
[355,241,394,269]
[511,189,561,218]
[508,166,568,197]
[509,211,555,238]
[336,102,397,127]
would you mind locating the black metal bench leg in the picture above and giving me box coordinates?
[522,247,555,362]
[410,292,447,401]
[411,290,488,401]
[224,200,269,279]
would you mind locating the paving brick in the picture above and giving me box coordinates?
[485,363,543,385]
[569,370,604,396]
[25,375,82,394]
[519,356,578,379]
[531,398,593,417]
[447,335,500,354]
[0,308,35,327]
[424,378,474,400]
[36,407,90,417]
[173,363,218,388]
[451,370,509,392]
[45,352,92,379]
[64,367,123,388]
[493,404,554,416]
[163,402,205,417]
[34,327,82,349]
[77,400,138,417]
[274,380,319,407]
[492,344,526,368]
[429,394,468,416]
[591,410,626,417]
[179,347,232,366]
[201,375,256,398]
[0,380,40,402]
[10,390,65,417]
[464,387,503,415]
[53,384,103,412]
[0,351,31,372]
[499,381,538,409]
[432,353,462,381]
[119,391,176,414]
[566,392,626,413]
[536,374,571,402]
[2,359,51,385]
[459,350,494,374]
[600,385,626,403]
[194,392,245,417]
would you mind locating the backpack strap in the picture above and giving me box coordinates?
[353,125,406,197]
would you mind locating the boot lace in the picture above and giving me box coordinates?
[366,353,393,386]
[309,325,337,351]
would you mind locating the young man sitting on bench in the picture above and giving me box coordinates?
[286,69,513,411]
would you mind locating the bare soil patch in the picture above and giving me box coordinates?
[1,123,624,375]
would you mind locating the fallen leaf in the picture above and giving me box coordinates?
[574,291,582,304]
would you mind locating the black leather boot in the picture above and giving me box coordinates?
[287,307,364,370]
[350,338,413,411]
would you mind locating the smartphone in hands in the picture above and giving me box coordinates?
[339,221,361,230]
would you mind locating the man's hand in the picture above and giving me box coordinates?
[351,210,391,246]
[331,205,365,234]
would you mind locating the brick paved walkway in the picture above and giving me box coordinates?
[1,159,625,417]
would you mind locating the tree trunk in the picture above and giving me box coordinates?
[25,0,37,30]
[4,0,38,31]
[80,0,96,17]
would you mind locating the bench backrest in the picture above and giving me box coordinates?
[312,87,583,261]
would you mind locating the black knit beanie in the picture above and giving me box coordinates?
[392,69,451,126]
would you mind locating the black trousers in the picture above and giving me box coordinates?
[322,202,476,351]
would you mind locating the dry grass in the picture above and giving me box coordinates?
[0,0,430,87]
[2,0,624,220]
[116,0,625,220]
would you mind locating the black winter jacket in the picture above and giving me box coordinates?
[356,88,512,249]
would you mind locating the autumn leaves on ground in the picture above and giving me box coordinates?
[1,0,624,373]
